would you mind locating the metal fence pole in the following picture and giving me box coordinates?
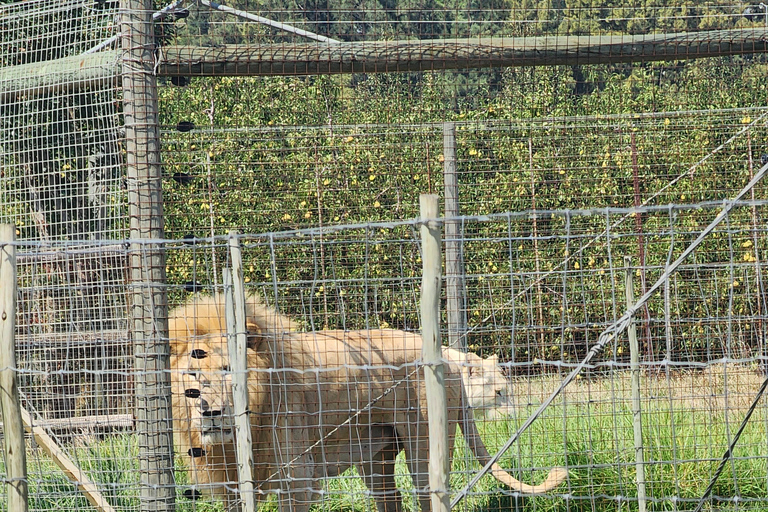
[419,194,450,512]
[121,0,175,508]
[625,256,647,512]
[0,224,28,512]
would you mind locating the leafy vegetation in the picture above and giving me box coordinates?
[158,54,768,364]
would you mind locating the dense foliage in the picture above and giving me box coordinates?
[159,46,768,367]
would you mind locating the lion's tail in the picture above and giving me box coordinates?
[458,405,567,494]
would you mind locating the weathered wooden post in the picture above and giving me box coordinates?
[419,194,450,512]
[121,0,175,508]
[625,256,647,512]
[225,232,256,512]
[0,224,28,512]
[443,123,467,351]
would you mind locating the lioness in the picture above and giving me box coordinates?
[442,347,513,417]
[169,295,567,512]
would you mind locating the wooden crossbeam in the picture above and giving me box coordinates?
[159,28,768,76]
[2,28,768,101]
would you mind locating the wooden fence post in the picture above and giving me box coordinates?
[121,0,175,508]
[0,224,28,512]
[419,194,450,512]
[225,232,256,512]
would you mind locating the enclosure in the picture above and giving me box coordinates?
[2,0,768,511]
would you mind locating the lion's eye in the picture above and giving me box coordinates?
[184,388,201,399]
[222,365,230,372]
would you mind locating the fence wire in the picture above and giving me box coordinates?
[3,0,768,511]
[4,192,768,510]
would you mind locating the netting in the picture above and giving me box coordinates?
[3,0,768,511]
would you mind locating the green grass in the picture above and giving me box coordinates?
[4,387,768,511]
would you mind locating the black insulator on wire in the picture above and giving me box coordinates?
[761,154,768,165]
[173,172,194,185]
[183,489,202,500]
[172,8,190,19]
[177,121,195,132]
[188,447,205,457]
[185,281,203,293]
[171,76,189,87]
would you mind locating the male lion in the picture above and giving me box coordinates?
[442,347,513,418]
[169,295,567,512]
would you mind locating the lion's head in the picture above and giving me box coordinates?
[443,348,513,415]
[463,353,512,409]
[174,336,236,446]
[169,294,298,447]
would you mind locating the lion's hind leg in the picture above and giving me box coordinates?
[395,419,431,512]
[358,426,403,512]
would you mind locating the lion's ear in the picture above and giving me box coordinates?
[487,354,499,364]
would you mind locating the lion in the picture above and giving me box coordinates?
[442,347,513,418]
[169,295,567,512]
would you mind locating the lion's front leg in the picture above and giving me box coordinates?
[275,453,316,512]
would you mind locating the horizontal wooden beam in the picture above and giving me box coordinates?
[159,28,768,76]
[2,413,134,433]
[0,51,119,103]
[1,28,767,100]
[16,330,126,348]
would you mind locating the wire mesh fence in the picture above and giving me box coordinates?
[4,192,768,510]
[4,0,768,511]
